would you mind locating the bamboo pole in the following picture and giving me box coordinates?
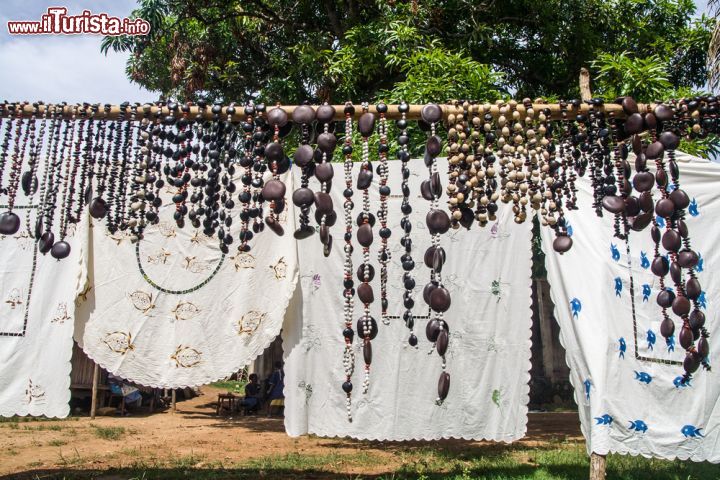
[590,452,607,480]
[0,101,656,122]
[90,363,99,420]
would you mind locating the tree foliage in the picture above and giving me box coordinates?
[105,0,711,104]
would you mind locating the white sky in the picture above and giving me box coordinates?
[0,1,714,103]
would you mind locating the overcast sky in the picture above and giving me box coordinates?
[0,1,714,104]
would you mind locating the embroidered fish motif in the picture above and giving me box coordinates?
[614,277,623,297]
[232,252,256,271]
[698,291,707,309]
[236,310,266,335]
[595,414,613,426]
[634,371,652,384]
[610,243,620,261]
[270,257,288,279]
[129,290,155,314]
[674,376,691,388]
[492,388,502,408]
[185,257,210,273]
[628,420,648,433]
[171,301,200,321]
[646,329,656,351]
[688,198,699,217]
[656,215,666,229]
[570,298,581,319]
[171,345,202,368]
[5,288,22,309]
[640,251,650,269]
[618,337,626,359]
[642,284,651,302]
[583,379,592,400]
[103,331,134,354]
[681,425,703,438]
[666,335,675,353]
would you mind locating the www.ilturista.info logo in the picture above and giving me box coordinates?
[7,7,150,36]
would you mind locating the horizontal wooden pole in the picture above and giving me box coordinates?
[0,102,656,122]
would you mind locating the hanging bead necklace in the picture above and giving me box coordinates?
[376,102,391,325]
[397,101,417,345]
[356,103,377,395]
[341,102,356,421]
[238,103,256,251]
[264,105,289,236]
[290,104,316,240]
[0,102,27,235]
[315,104,337,257]
[421,103,451,405]
[51,105,79,260]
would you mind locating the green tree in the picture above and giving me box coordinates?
[104,0,712,104]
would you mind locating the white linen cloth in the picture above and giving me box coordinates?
[283,157,533,440]
[0,207,85,417]
[541,152,720,462]
[76,170,298,388]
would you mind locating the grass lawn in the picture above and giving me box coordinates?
[19,441,719,479]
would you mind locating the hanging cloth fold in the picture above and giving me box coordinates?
[541,152,720,462]
[75,170,298,388]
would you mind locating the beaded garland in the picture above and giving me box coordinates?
[0,97,718,389]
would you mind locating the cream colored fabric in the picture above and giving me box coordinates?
[282,158,533,441]
[0,207,85,418]
[76,171,298,388]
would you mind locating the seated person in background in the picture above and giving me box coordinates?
[107,373,142,413]
[266,361,285,416]
[240,373,262,414]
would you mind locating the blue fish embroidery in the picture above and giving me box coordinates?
[583,379,592,400]
[697,253,704,272]
[646,330,656,351]
[640,251,650,269]
[674,376,691,388]
[566,222,573,237]
[611,243,620,261]
[618,338,626,359]
[681,425,704,438]
[614,277,623,297]
[629,420,648,433]
[666,335,675,353]
[656,216,666,229]
[595,414,613,426]
[634,371,652,384]
[689,198,699,217]
[642,284,651,302]
[698,291,707,310]
[570,298,582,319]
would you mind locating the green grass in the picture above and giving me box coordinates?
[91,424,125,440]
[16,442,720,480]
[47,439,68,447]
[209,380,246,392]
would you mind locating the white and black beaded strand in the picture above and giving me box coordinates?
[23,102,47,236]
[340,102,356,420]
[420,103,452,405]
[249,103,267,238]
[356,103,378,394]
[315,103,338,257]
[376,102,391,325]
[396,102,417,345]
[88,105,112,221]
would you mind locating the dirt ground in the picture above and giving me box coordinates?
[0,386,583,478]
